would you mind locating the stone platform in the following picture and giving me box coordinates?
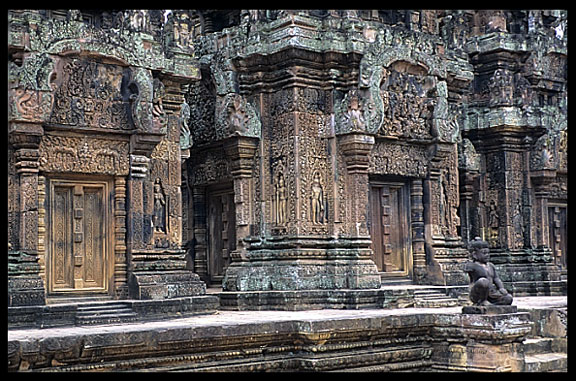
[8,296,566,372]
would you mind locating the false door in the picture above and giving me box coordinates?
[49,179,111,294]
[548,205,567,269]
[207,187,236,284]
[369,181,412,278]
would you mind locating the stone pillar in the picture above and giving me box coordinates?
[530,169,556,250]
[8,124,46,306]
[424,143,468,286]
[469,127,561,294]
[224,136,259,261]
[410,179,427,283]
[127,127,208,300]
[338,132,374,239]
[219,63,383,309]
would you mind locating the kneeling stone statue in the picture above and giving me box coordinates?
[464,237,513,306]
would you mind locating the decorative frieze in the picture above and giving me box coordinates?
[39,135,130,176]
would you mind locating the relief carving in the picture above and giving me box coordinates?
[274,173,288,226]
[153,178,167,234]
[369,141,428,178]
[49,58,131,130]
[39,135,129,176]
[216,93,261,139]
[125,67,166,133]
[310,171,326,225]
[179,101,192,150]
[336,90,367,134]
[378,62,436,140]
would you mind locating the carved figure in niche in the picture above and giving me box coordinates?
[310,171,325,225]
[174,11,192,48]
[464,237,513,306]
[488,68,514,106]
[227,95,247,135]
[438,169,449,229]
[530,135,555,170]
[153,178,167,233]
[342,90,365,131]
[487,200,499,245]
[152,78,165,118]
[179,101,192,149]
[274,173,287,225]
[129,10,149,32]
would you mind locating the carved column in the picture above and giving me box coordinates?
[424,143,468,286]
[8,123,46,306]
[113,176,128,298]
[410,179,427,283]
[530,169,556,250]
[468,126,562,291]
[224,136,259,261]
[338,132,374,238]
[221,46,383,307]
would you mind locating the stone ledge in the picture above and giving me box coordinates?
[7,306,532,372]
[462,305,518,315]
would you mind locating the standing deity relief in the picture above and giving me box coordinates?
[310,171,326,225]
[274,172,288,226]
[153,177,167,234]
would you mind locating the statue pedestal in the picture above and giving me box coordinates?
[462,305,518,315]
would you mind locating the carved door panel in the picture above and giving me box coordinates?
[548,205,567,269]
[207,189,236,284]
[49,180,110,294]
[369,181,412,277]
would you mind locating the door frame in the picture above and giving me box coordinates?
[548,202,567,269]
[46,176,114,296]
[368,178,413,279]
[206,182,236,285]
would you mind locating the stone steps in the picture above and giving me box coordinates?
[413,289,460,308]
[76,302,138,326]
[523,337,567,372]
[524,352,567,372]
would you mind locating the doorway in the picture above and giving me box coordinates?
[207,185,236,285]
[369,180,413,278]
[548,204,567,269]
[48,178,112,295]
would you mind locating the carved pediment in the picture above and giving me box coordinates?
[48,57,132,130]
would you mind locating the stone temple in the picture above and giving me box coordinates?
[8,10,567,372]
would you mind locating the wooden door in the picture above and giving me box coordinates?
[207,189,236,284]
[548,205,567,269]
[49,180,110,294]
[369,181,412,277]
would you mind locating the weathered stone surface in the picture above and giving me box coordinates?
[7,9,567,320]
[462,305,518,315]
[7,303,534,372]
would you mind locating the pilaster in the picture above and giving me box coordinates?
[8,123,46,306]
